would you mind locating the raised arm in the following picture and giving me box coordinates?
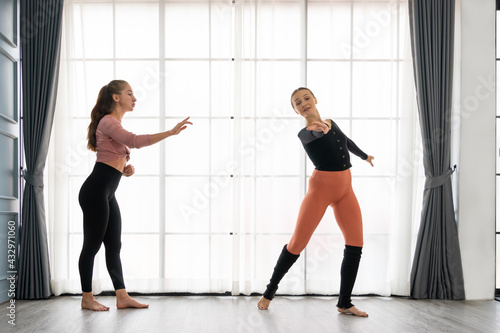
[149,117,192,145]
[100,116,192,147]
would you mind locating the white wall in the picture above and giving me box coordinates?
[458,0,496,300]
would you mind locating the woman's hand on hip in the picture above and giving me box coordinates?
[123,164,135,177]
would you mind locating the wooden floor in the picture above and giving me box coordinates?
[1,295,499,333]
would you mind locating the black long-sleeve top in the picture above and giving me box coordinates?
[298,119,368,171]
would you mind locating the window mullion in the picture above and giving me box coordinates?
[208,0,213,289]
[159,0,166,282]
[300,0,308,296]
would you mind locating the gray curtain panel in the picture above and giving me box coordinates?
[17,0,63,299]
[408,0,465,299]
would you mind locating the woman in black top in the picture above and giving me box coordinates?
[257,87,374,317]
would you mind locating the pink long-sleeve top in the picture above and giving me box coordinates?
[96,115,152,162]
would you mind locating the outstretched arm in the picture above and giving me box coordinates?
[120,117,192,177]
[150,117,193,145]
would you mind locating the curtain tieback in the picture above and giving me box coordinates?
[424,165,456,189]
[22,168,44,187]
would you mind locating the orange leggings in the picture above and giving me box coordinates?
[287,169,363,255]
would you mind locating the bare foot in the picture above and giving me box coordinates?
[337,306,368,317]
[116,297,149,309]
[81,292,110,311]
[257,296,271,310]
[115,289,149,309]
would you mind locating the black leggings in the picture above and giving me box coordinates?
[78,162,124,293]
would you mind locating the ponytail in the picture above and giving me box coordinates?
[87,80,128,151]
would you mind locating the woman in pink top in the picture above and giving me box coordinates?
[79,79,192,311]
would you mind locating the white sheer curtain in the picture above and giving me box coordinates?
[47,0,420,297]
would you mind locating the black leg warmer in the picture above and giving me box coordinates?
[336,245,362,309]
[262,244,300,300]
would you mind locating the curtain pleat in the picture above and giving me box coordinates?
[408,0,465,300]
[17,0,64,300]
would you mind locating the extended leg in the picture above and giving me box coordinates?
[262,244,300,301]
[258,186,329,310]
[267,186,330,297]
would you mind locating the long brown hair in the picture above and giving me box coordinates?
[290,87,315,108]
[87,80,128,151]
